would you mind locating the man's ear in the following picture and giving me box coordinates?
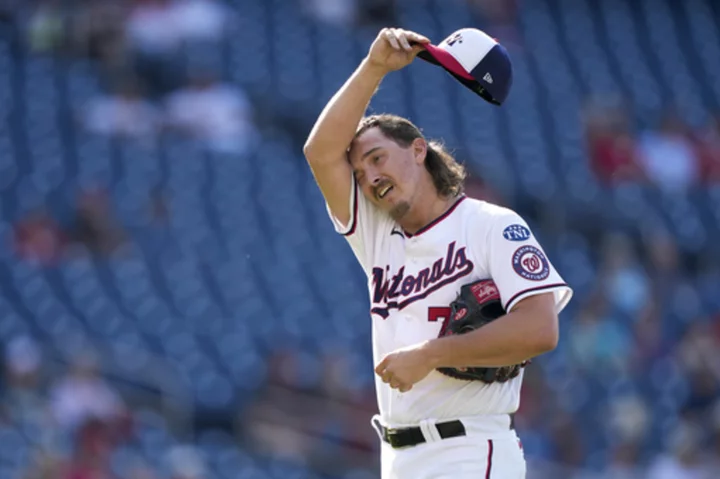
[412,138,427,165]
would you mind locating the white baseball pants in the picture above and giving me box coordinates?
[374,415,526,479]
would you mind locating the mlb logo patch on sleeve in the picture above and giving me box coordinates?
[469,280,500,304]
[502,224,531,241]
[512,245,549,281]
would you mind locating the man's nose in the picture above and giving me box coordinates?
[367,169,382,186]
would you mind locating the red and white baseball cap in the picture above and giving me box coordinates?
[417,28,513,105]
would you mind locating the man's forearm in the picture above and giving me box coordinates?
[303,59,386,160]
[423,308,558,368]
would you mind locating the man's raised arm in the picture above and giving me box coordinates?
[303,28,429,227]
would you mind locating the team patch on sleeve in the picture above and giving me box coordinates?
[512,245,549,281]
[502,224,531,241]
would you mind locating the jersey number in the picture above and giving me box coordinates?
[428,307,452,332]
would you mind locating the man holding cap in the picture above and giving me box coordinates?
[303,27,572,479]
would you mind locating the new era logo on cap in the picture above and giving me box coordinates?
[417,28,513,105]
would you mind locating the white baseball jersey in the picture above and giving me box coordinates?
[327,176,573,426]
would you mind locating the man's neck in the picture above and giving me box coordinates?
[399,193,459,235]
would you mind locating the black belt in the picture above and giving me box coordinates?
[373,418,466,449]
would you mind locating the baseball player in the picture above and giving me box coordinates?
[303,27,573,479]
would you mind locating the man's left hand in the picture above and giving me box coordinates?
[374,342,434,393]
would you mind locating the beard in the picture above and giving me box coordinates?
[388,201,411,222]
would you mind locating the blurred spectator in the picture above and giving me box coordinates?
[606,395,650,447]
[69,0,128,74]
[1,336,49,428]
[125,0,184,97]
[677,322,720,427]
[82,77,161,142]
[62,418,119,479]
[13,206,68,265]
[68,187,128,256]
[598,232,650,317]
[172,0,229,44]
[677,321,720,379]
[26,0,67,54]
[631,298,665,372]
[125,0,180,56]
[49,350,126,434]
[547,411,585,469]
[603,440,644,479]
[164,70,258,154]
[643,228,686,316]
[568,294,633,374]
[637,109,700,194]
[691,113,720,183]
[165,445,207,479]
[584,101,646,186]
[302,0,358,27]
[20,449,69,479]
[647,422,711,479]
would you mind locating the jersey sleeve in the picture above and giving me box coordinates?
[483,211,573,314]
[325,172,388,272]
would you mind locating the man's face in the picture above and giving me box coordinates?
[349,127,426,221]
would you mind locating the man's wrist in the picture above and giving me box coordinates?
[360,57,388,80]
[420,338,444,370]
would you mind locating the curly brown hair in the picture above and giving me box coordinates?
[354,114,467,197]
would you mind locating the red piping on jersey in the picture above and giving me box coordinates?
[342,179,359,237]
[403,195,466,238]
[504,283,568,311]
[485,439,494,479]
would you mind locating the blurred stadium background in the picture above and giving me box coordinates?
[0,0,719,478]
